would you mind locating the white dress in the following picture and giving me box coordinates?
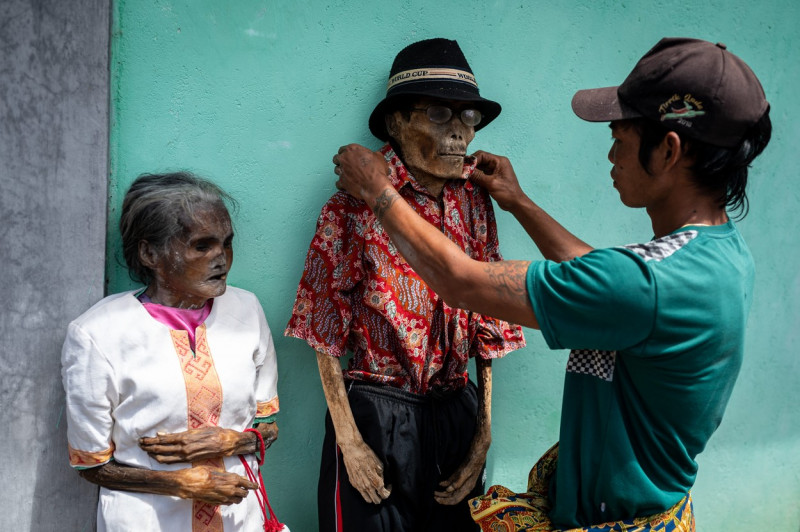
[61,286,279,532]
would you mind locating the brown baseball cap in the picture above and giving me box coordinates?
[571,37,769,148]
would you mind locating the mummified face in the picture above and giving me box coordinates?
[386,97,477,185]
[144,203,234,309]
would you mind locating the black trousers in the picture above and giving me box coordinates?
[318,381,484,532]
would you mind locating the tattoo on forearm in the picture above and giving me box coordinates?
[373,189,399,222]
[484,261,529,300]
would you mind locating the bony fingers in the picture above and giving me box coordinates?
[361,489,378,504]
[152,455,180,464]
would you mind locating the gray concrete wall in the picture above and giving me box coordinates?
[0,0,109,529]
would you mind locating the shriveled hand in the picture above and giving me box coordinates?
[433,430,490,505]
[469,150,525,212]
[259,422,279,451]
[176,465,257,506]
[340,438,392,504]
[140,427,242,463]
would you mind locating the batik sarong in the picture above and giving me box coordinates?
[469,444,695,532]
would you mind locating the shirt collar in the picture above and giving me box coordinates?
[380,144,476,195]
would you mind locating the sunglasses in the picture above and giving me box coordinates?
[410,105,482,127]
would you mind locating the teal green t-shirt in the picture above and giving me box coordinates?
[527,221,754,527]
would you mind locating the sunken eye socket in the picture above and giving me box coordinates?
[412,106,482,127]
[193,234,233,252]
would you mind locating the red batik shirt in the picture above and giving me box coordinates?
[285,145,525,395]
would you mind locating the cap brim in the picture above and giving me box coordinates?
[369,91,502,141]
[571,86,641,122]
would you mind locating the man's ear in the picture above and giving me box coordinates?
[654,131,685,174]
[385,112,400,140]
[138,240,159,269]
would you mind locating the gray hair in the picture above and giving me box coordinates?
[119,172,237,286]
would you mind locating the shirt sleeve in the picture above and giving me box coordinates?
[253,298,279,423]
[527,247,656,351]
[61,322,118,469]
[469,186,526,359]
[284,193,365,357]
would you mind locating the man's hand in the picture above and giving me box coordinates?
[175,465,258,506]
[469,150,526,212]
[140,427,242,463]
[333,144,391,202]
[339,438,392,504]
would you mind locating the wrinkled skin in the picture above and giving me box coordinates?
[139,203,233,309]
[324,96,492,506]
[80,420,277,505]
[385,96,476,196]
[78,206,279,504]
[139,423,279,464]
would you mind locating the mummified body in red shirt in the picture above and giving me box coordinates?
[285,38,525,532]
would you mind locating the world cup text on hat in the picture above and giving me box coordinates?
[387,68,478,91]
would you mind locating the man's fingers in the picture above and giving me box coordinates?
[471,150,493,168]
[469,168,489,186]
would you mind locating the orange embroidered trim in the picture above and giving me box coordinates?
[256,396,280,418]
[170,325,225,532]
[68,442,115,467]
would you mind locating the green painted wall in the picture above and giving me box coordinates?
[109,1,800,529]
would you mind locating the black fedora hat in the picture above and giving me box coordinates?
[368,38,502,141]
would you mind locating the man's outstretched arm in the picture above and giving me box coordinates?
[334,144,538,329]
[469,150,593,262]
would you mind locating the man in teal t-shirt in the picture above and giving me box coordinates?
[332,38,771,529]
[529,223,754,525]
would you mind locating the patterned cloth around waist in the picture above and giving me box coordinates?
[469,444,695,532]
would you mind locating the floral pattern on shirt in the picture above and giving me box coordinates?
[285,144,525,394]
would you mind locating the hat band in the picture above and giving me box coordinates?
[387,68,478,91]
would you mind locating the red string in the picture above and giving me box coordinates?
[245,428,266,465]
[241,428,284,532]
